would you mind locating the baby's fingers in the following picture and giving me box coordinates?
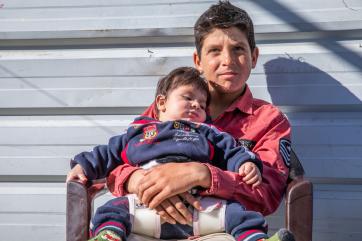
[238,164,246,176]
[252,178,262,189]
[77,173,88,184]
[242,167,257,182]
[155,206,176,225]
[244,174,259,185]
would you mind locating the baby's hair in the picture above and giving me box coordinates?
[154,67,210,114]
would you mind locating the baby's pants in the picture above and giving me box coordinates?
[90,196,268,241]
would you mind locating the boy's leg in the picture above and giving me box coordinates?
[90,197,132,241]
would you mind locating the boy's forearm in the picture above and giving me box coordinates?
[125,169,145,194]
[191,162,212,189]
[200,163,285,215]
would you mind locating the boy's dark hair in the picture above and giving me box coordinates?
[155,67,210,114]
[194,0,256,56]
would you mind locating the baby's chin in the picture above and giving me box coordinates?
[179,117,204,123]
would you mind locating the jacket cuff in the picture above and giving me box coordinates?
[199,163,236,200]
[252,157,263,174]
[239,157,263,174]
[230,152,263,174]
[107,164,141,196]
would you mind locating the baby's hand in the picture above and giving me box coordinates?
[238,162,262,188]
[66,164,88,184]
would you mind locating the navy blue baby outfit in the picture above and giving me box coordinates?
[71,117,268,240]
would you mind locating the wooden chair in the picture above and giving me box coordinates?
[66,150,313,241]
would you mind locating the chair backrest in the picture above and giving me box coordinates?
[288,148,305,182]
[285,148,313,241]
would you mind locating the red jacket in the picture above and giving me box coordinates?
[108,85,291,216]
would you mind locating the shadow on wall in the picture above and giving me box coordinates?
[253,0,362,72]
[263,57,362,109]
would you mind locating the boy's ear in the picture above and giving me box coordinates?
[251,47,259,68]
[193,51,203,72]
[155,95,167,112]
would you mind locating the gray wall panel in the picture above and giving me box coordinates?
[2,182,362,241]
[0,41,361,108]
[1,112,362,180]
[0,0,361,39]
[0,183,65,240]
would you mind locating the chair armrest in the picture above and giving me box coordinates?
[66,180,106,241]
[285,178,313,241]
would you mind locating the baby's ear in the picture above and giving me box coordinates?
[155,95,167,112]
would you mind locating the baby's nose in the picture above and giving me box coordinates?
[191,100,200,109]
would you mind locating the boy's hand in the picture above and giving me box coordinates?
[154,192,201,225]
[238,162,262,188]
[66,164,88,184]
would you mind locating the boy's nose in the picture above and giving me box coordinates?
[222,50,233,65]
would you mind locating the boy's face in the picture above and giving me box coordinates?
[156,84,207,123]
[194,27,259,97]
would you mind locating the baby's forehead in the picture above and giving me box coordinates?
[179,84,207,96]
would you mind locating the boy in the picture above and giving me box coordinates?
[68,67,279,241]
[118,3,295,241]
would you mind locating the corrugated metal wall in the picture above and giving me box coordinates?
[0,0,361,240]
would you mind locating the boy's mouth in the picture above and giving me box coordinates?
[219,71,238,78]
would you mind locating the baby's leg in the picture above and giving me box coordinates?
[225,201,268,241]
[90,197,132,241]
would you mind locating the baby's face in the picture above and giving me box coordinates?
[158,84,207,123]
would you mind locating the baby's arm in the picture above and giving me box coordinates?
[239,162,262,188]
[67,133,128,182]
[202,124,263,178]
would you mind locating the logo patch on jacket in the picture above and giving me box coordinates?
[280,139,291,167]
[237,139,256,150]
[143,124,158,140]
[173,121,195,132]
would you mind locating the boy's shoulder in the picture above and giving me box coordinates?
[252,97,289,124]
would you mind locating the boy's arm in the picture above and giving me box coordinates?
[201,115,291,216]
[70,133,128,180]
[108,116,290,216]
[107,163,141,196]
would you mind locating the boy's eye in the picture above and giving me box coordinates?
[235,46,245,52]
[208,48,220,53]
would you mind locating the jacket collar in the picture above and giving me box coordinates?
[224,84,254,115]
